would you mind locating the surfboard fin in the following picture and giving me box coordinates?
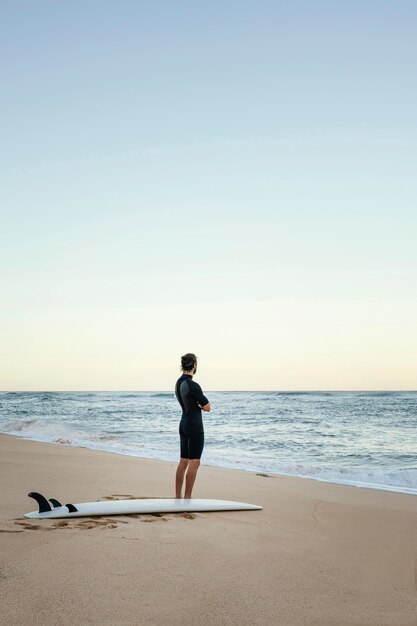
[49,498,63,508]
[28,492,52,514]
[65,503,78,513]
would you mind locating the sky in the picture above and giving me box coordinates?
[1,1,416,391]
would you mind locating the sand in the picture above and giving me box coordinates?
[0,433,416,626]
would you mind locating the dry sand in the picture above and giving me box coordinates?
[1,433,416,626]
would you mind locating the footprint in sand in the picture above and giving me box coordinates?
[14,519,71,532]
[13,518,118,532]
[75,518,119,530]
[179,512,196,520]
[15,521,42,531]
[52,520,70,529]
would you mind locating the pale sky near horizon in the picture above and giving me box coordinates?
[1,1,416,391]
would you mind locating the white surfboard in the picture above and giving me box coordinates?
[24,492,262,519]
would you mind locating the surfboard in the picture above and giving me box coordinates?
[24,492,263,519]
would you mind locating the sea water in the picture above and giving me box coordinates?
[1,391,416,495]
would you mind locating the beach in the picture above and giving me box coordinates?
[1,433,416,626]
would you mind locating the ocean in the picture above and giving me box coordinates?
[1,391,416,495]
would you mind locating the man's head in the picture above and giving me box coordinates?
[181,353,197,374]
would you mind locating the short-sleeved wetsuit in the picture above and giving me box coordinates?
[175,374,209,460]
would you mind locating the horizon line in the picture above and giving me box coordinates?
[1,389,416,394]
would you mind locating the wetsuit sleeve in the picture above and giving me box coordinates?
[189,381,209,407]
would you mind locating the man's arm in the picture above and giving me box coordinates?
[191,380,210,412]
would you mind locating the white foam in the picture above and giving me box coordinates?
[2,419,416,496]
[1,419,83,444]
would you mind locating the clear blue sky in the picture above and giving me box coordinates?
[1,1,416,390]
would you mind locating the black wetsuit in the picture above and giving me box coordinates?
[175,374,209,460]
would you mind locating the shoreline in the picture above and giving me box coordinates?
[2,390,416,501]
[2,430,417,498]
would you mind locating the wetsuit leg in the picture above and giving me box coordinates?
[179,426,189,459]
[179,424,204,460]
[188,432,204,460]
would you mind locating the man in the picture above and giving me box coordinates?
[175,353,211,499]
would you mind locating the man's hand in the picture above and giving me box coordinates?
[198,402,211,412]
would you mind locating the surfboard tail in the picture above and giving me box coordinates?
[28,492,78,514]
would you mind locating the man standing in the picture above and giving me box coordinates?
[175,353,211,498]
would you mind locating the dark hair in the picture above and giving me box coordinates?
[181,353,197,372]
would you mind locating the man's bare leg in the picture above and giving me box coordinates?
[175,458,189,498]
[184,459,200,498]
